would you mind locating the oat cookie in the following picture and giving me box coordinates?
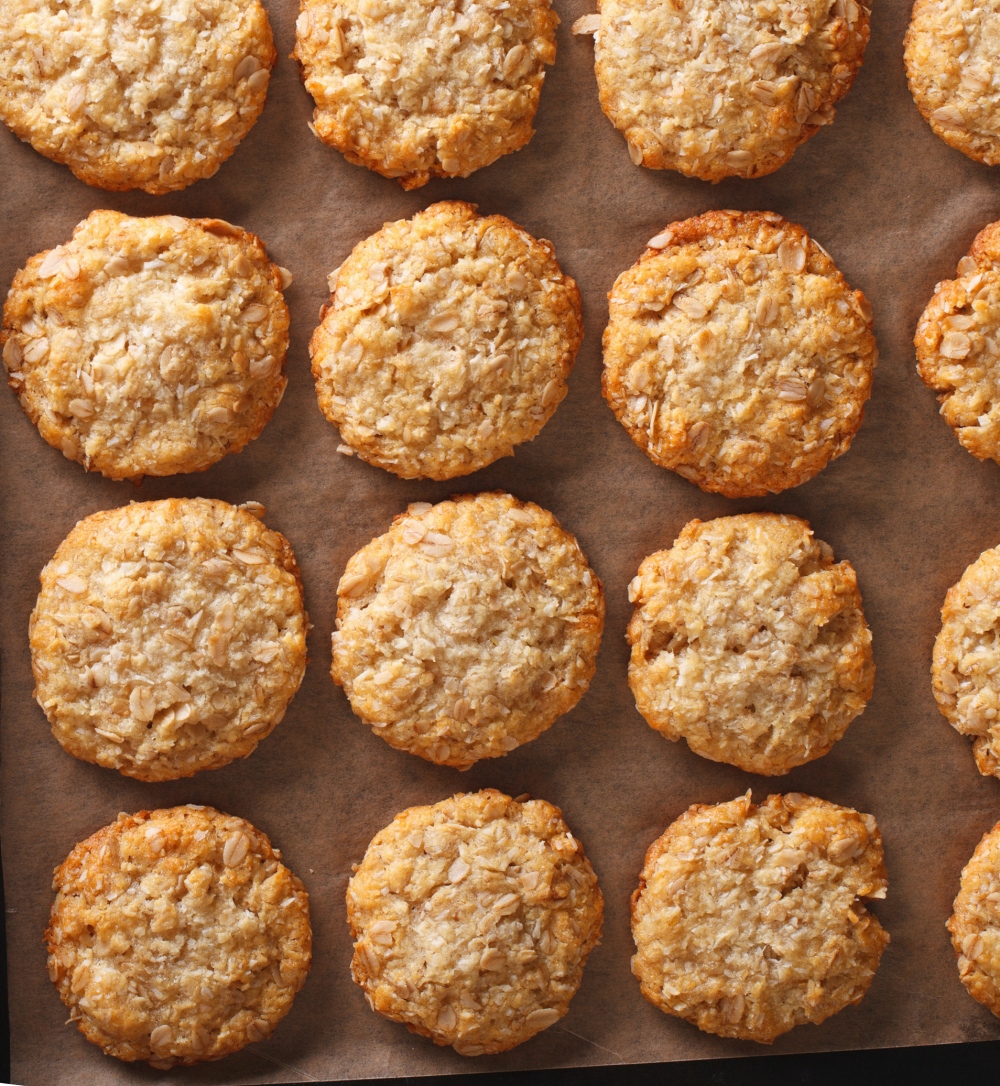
[46,805,311,1068]
[582,0,868,181]
[916,221,1000,464]
[30,498,308,782]
[332,492,603,768]
[631,791,889,1043]
[905,0,1000,166]
[2,211,291,481]
[948,820,1000,1018]
[602,211,877,497]
[627,514,873,775]
[293,0,557,188]
[347,789,603,1055]
[311,202,583,480]
[0,0,275,193]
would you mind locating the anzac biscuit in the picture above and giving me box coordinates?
[0,0,275,193]
[2,211,291,481]
[46,806,311,1068]
[631,792,889,1043]
[332,492,604,768]
[916,221,1000,464]
[627,514,874,775]
[581,0,869,181]
[311,202,583,480]
[347,789,603,1055]
[30,498,308,782]
[948,820,1000,1018]
[293,0,557,188]
[602,211,877,497]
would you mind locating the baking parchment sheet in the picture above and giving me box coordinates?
[4,0,1000,1081]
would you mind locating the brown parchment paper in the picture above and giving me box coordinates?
[5,0,1000,1081]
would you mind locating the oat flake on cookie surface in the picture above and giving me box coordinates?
[602,210,877,497]
[631,791,889,1044]
[948,820,1000,1019]
[584,0,869,181]
[311,202,583,480]
[2,211,291,481]
[46,805,311,1068]
[293,0,557,187]
[0,0,275,193]
[30,498,308,782]
[332,492,604,768]
[347,789,603,1055]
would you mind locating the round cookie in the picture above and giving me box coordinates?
[2,211,291,481]
[30,498,308,782]
[602,211,877,497]
[293,0,557,188]
[311,202,583,480]
[948,819,1000,1019]
[332,492,604,768]
[627,514,873,776]
[347,789,603,1055]
[0,0,275,193]
[905,0,1000,166]
[631,791,889,1044]
[46,805,311,1068]
[586,0,869,181]
[916,221,1000,464]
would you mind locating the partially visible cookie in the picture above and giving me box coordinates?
[0,0,275,193]
[631,791,889,1044]
[30,498,308,782]
[2,211,291,480]
[347,789,603,1055]
[332,492,604,768]
[948,820,1000,1018]
[627,514,873,775]
[311,202,583,480]
[602,211,877,497]
[293,0,557,188]
[46,805,311,1068]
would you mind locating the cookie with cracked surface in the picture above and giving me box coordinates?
[627,513,873,775]
[0,0,275,193]
[293,0,557,188]
[311,202,583,480]
[332,492,604,768]
[631,791,889,1043]
[347,788,603,1055]
[602,211,877,497]
[948,820,1000,1018]
[916,221,1000,463]
[46,805,311,1068]
[2,211,291,481]
[30,498,308,782]
[583,0,869,181]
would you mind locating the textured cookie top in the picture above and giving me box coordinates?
[30,499,308,782]
[590,0,869,181]
[293,0,557,188]
[347,789,603,1055]
[631,792,888,1044]
[2,211,290,480]
[0,0,275,193]
[627,514,873,776]
[46,806,311,1068]
[602,211,877,497]
[311,202,583,480]
[905,0,1000,167]
[948,820,1000,1019]
[917,221,1000,465]
[332,492,604,768]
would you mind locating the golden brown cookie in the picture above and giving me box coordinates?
[30,498,308,782]
[332,492,604,768]
[948,819,1000,1019]
[46,805,311,1068]
[631,791,889,1043]
[602,211,877,497]
[347,789,603,1055]
[311,202,583,480]
[2,211,291,481]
